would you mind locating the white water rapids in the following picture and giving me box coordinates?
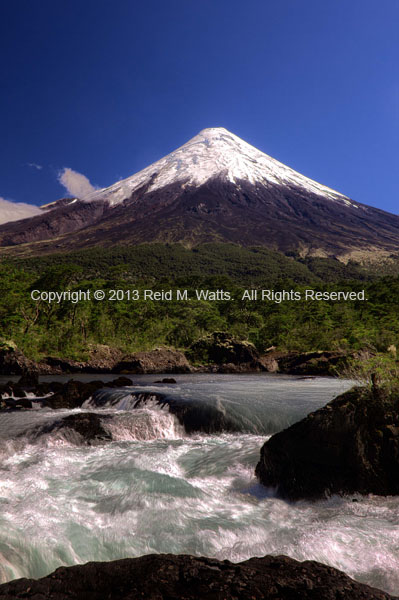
[0,374,398,594]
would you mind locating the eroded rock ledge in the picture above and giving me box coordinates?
[0,553,395,600]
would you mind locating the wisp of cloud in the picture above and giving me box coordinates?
[0,197,42,225]
[58,168,97,200]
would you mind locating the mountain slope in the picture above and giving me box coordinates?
[1,127,398,259]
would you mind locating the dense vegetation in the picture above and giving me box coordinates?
[0,243,398,361]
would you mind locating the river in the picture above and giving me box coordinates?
[0,374,398,594]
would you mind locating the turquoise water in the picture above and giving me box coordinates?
[0,374,398,594]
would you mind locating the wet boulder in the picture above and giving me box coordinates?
[0,553,394,600]
[45,380,105,409]
[32,413,112,445]
[1,397,32,410]
[106,376,133,387]
[256,386,399,500]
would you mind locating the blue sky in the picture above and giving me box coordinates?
[1,0,398,214]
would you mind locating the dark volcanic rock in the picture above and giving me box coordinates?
[0,553,394,600]
[256,386,399,500]
[43,356,98,374]
[13,398,33,409]
[115,348,191,374]
[32,413,112,445]
[105,376,133,387]
[43,345,125,374]
[17,370,40,388]
[44,380,105,409]
[188,332,260,366]
[1,397,32,410]
[0,345,37,376]
[276,350,348,375]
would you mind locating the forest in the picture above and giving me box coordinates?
[0,243,398,361]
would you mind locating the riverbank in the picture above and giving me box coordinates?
[0,335,356,377]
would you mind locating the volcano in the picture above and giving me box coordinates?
[1,127,398,259]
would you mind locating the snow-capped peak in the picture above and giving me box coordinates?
[85,127,353,207]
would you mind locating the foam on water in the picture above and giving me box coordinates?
[103,409,185,441]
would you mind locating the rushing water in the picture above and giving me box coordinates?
[0,374,398,594]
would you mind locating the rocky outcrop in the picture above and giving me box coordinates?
[43,347,190,374]
[0,343,38,376]
[256,386,399,500]
[44,344,125,374]
[275,350,348,375]
[256,350,349,375]
[187,332,260,367]
[0,341,191,376]
[115,348,191,374]
[0,553,394,600]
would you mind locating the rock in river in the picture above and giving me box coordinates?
[30,413,112,445]
[256,386,399,500]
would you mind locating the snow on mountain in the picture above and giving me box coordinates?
[3,126,396,258]
[85,127,357,208]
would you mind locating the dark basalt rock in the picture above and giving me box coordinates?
[0,553,394,600]
[12,398,33,409]
[0,397,32,411]
[115,348,191,374]
[187,331,260,366]
[154,377,177,383]
[276,350,348,375]
[255,386,399,500]
[106,376,133,387]
[0,345,37,376]
[44,380,105,409]
[17,370,40,388]
[32,413,112,445]
[43,356,94,374]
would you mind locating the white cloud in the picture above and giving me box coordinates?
[58,168,97,200]
[27,163,43,170]
[0,197,42,225]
